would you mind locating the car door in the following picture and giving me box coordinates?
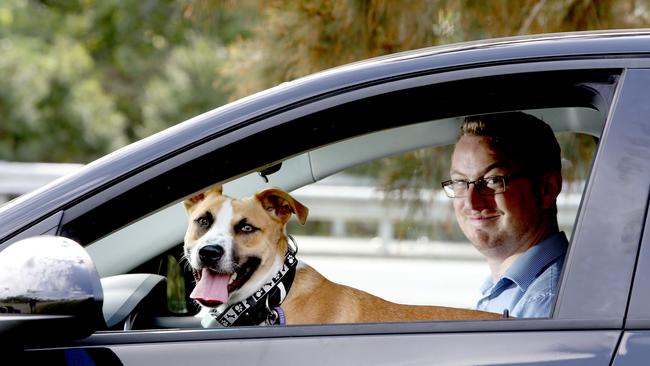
[611,69,650,365]
[10,58,650,365]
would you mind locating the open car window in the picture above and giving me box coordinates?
[288,125,598,310]
[70,68,614,332]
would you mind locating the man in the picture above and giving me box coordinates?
[441,112,568,318]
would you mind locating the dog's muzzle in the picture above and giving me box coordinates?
[190,241,262,307]
[198,244,225,267]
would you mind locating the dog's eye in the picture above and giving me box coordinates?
[195,214,213,229]
[235,220,258,234]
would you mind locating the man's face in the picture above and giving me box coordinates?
[450,135,544,258]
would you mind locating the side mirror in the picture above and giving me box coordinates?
[0,236,104,347]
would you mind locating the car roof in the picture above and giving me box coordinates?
[2,29,650,243]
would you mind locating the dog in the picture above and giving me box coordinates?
[183,186,501,327]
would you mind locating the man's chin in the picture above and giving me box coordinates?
[466,229,501,250]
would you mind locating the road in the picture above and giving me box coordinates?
[297,236,489,309]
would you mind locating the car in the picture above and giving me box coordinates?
[2,28,650,364]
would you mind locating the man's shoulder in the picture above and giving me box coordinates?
[514,256,565,316]
[526,254,565,295]
[506,232,568,292]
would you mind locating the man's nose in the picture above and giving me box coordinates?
[465,184,489,208]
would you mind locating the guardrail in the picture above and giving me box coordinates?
[1,161,581,246]
[291,179,581,245]
[0,161,82,203]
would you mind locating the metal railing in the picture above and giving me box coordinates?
[0,161,82,204]
[1,161,581,246]
[290,175,581,240]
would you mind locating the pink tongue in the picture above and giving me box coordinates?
[190,268,230,304]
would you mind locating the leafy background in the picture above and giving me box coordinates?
[1,0,647,163]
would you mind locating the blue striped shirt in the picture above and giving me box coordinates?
[476,232,568,318]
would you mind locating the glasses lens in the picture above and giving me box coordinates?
[442,181,468,198]
[442,182,454,197]
[443,176,509,198]
[478,176,506,195]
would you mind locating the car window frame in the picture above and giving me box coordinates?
[39,61,650,345]
[59,65,620,244]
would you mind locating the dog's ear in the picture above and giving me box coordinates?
[184,186,223,213]
[255,188,308,225]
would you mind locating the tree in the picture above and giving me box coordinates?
[0,0,126,162]
[214,0,647,190]
[2,0,649,164]
[0,0,255,161]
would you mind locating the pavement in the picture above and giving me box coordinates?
[295,235,483,260]
[294,235,489,309]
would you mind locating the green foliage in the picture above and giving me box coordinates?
[222,0,445,99]
[137,34,230,139]
[0,34,126,162]
[1,0,649,164]
[0,0,254,162]
[166,255,187,313]
[556,132,598,184]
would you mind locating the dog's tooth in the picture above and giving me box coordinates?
[229,272,237,285]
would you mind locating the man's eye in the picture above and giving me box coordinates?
[485,176,502,185]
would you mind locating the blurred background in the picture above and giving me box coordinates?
[1,0,648,164]
[1,0,641,308]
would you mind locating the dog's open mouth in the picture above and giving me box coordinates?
[190,257,261,307]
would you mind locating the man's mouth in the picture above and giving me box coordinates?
[190,257,261,307]
[467,214,499,225]
[470,215,498,220]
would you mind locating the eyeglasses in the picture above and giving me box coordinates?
[441,174,523,198]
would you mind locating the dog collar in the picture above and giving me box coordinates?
[207,237,298,327]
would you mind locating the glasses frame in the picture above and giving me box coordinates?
[441,173,524,198]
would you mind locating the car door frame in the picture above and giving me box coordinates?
[17,59,650,365]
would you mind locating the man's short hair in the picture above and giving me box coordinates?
[459,111,561,177]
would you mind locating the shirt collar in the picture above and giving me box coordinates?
[480,231,568,294]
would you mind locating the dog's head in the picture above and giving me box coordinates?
[183,186,308,308]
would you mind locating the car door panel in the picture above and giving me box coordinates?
[26,330,619,366]
[612,331,650,366]
[623,182,650,329]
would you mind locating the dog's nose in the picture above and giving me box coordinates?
[198,245,225,266]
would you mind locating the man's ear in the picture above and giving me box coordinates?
[183,186,223,213]
[540,171,562,209]
[255,187,309,225]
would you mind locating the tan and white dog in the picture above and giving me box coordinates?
[183,186,501,326]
